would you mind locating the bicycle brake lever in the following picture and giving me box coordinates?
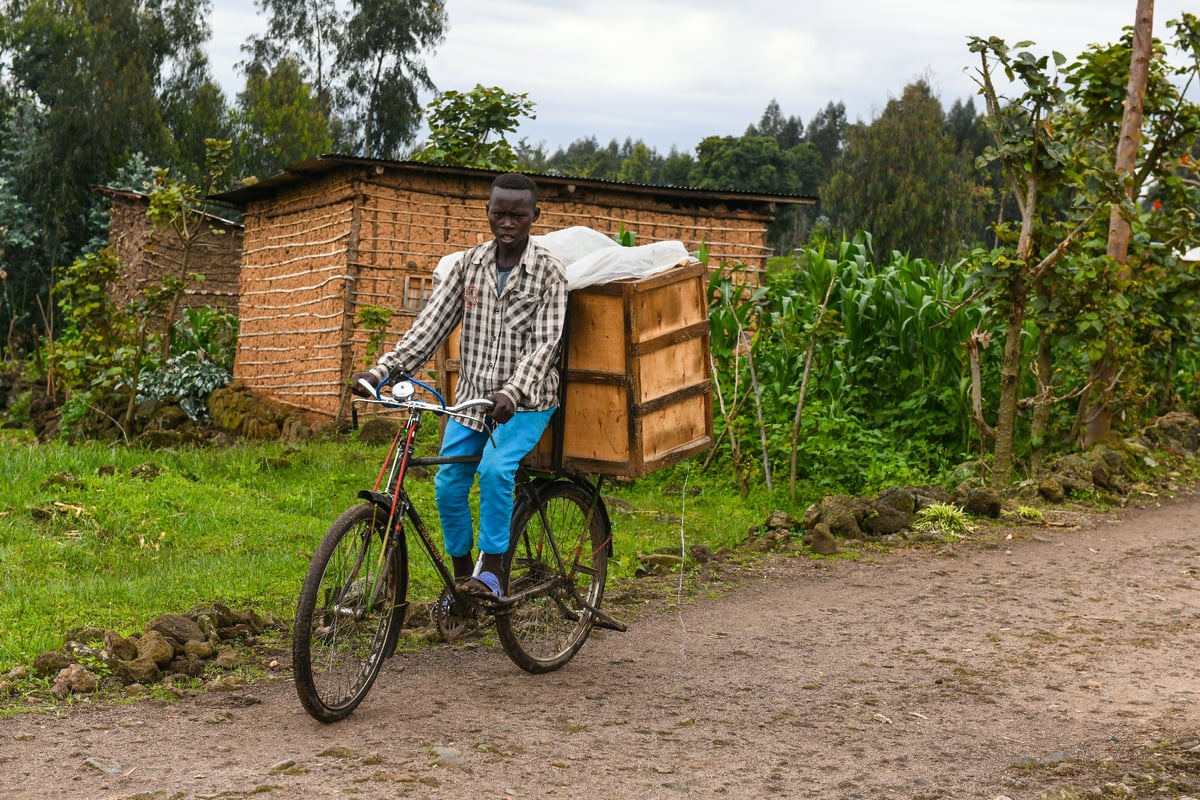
[356,377,381,400]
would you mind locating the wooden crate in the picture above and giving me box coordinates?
[436,261,713,478]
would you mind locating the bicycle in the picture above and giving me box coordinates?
[292,376,626,723]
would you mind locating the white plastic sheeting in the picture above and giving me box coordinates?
[433,226,696,290]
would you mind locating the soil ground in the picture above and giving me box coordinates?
[2,494,1199,800]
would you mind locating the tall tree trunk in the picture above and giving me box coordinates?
[990,271,1028,487]
[1029,324,1054,473]
[990,174,1037,487]
[1082,0,1155,447]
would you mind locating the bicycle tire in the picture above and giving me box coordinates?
[496,480,609,673]
[293,503,407,722]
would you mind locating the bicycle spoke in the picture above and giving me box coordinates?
[293,504,406,722]
[496,481,609,673]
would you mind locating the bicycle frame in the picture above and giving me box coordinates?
[355,401,465,605]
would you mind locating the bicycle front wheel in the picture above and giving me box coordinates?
[497,480,610,673]
[293,503,407,722]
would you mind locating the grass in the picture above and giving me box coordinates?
[0,429,788,673]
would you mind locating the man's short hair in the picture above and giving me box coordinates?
[491,173,538,204]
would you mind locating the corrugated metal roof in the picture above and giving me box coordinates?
[209,154,815,209]
[97,185,244,228]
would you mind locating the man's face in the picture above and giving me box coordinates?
[486,187,539,247]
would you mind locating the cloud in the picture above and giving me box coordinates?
[207,0,1198,153]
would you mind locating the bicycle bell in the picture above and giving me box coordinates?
[390,380,415,401]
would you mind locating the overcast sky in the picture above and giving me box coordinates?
[207,0,1198,155]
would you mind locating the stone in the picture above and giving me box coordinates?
[815,495,867,538]
[228,607,266,634]
[116,656,161,685]
[184,640,215,659]
[215,645,243,670]
[136,630,176,667]
[764,509,801,531]
[358,416,399,445]
[31,650,74,678]
[808,523,838,555]
[146,614,205,645]
[963,487,1002,518]
[104,630,139,662]
[1038,477,1065,503]
[430,746,465,767]
[51,663,98,699]
[865,490,912,535]
[876,487,916,515]
[83,756,125,776]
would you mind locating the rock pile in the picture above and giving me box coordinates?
[208,380,325,443]
[3,604,272,700]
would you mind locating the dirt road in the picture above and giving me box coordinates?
[3,495,1199,799]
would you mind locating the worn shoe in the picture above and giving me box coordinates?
[458,570,505,604]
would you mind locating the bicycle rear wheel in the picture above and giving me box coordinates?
[293,503,407,722]
[497,480,610,673]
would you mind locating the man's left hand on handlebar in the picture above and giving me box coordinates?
[486,392,515,424]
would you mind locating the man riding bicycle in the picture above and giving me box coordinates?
[351,173,567,604]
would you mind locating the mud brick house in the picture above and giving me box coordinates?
[212,156,811,422]
[100,187,243,317]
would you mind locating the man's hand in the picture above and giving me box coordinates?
[486,392,516,424]
[350,371,380,398]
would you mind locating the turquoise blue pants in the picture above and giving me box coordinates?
[434,408,555,557]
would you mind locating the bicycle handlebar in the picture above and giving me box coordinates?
[354,378,494,418]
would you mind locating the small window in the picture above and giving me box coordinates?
[403,275,433,311]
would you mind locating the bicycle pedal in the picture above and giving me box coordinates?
[460,592,515,611]
[590,608,628,632]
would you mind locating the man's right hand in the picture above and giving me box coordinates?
[350,371,380,397]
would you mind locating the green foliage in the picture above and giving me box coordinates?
[137,352,232,421]
[172,306,239,373]
[967,17,1200,481]
[705,236,989,497]
[0,435,769,674]
[0,0,216,336]
[230,57,334,184]
[822,80,990,264]
[39,140,239,438]
[690,134,820,195]
[413,85,535,171]
[911,503,973,539]
[1015,505,1044,522]
[48,248,130,396]
[355,304,394,367]
[142,305,239,422]
[244,0,447,158]
[0,438,363,670]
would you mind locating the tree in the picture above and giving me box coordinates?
[746,99,803,149]
[968,14,1200,485]
[618,142,657,184]
[1083,0,1155,445]
[821,80,988,264]
[243,0,341,109]
[0,0,215,340]
[689,135,815,195]
[159,51,233,183]
[805,100,847,183]
[544,136,623,180]
[336,0,447,158]
[244,0,447,158]
[411,85,535,171]
[231,58,335,182]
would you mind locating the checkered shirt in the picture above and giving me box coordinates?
[371,239,567,431]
